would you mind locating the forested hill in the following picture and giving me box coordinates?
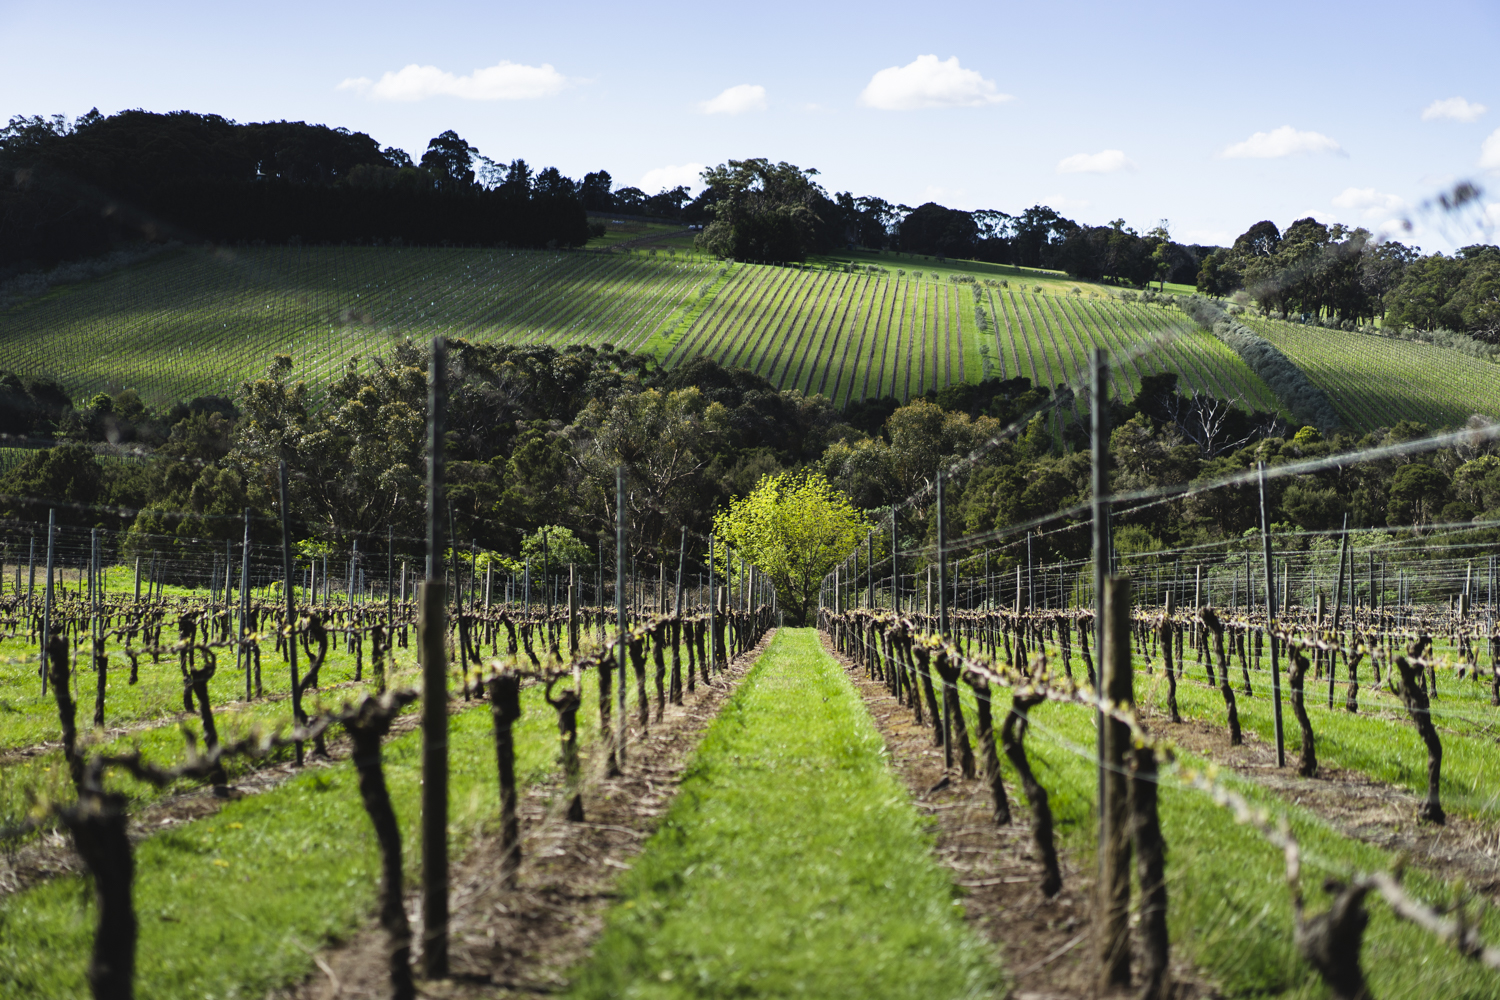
[0,110,590,268]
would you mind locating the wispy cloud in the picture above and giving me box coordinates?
[1482,128,1500,171]
[858,55,1011,111]
[1221,126,1343,159]
[337,60,569,101]
[1057,149,1134,174]
[698,84,767,115]
[1422,97,1487,123]
[1332,187,1407,221]
[639,163,705,193]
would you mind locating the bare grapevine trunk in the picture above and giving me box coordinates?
[1001,691,1061,897]
[967,675,1011,825]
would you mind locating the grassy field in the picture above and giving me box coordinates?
[585,217,703,252]
[569,629,1000,999]
[1241,316,1500,433]
[811,248,1197,299]
[0,679,593,999]
[1016,693,1500,998]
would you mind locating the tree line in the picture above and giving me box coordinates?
[1196,217,1499,336]
[0,110,591,269]
[3,342,1496,620]
[581,156,1210,283]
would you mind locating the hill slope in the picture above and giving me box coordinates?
[1240,316,1500,433]
[4,246,1281,419]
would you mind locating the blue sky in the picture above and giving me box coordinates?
[3,0,1497,251]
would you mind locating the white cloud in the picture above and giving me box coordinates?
[639,163,705,193]
[1056,149,1135,174]
[698,84,766,115]
[858,55,1011,111]
[1482,128,1500,171]
[1422,97,1487,122]
[1332,187,1408,220]
[1181,229,1232,246]
[337,60,568,101]
[1221,126,1344,159]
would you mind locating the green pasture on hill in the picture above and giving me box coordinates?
[2,245,1276,417]
[657,262,1282,415]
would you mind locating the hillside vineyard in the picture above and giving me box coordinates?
[2,246,1282,419]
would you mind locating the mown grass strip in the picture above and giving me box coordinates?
[1009,696,1500,997]
[0,680,596,999]
[1143,654,1500,824]
[568,628,999,1000]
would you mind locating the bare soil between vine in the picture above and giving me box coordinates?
[0,693,432,899]
[275,631,772,1000]
[826,633,1219,1000]
[1151,710,1500,900]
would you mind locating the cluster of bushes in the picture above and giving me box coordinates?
[1179,297,1342,434]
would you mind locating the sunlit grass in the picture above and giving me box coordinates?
[0,675,597,999]
[569,628,1001,999]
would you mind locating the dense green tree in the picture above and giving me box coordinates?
[695,159,827,263]
[1387,463,1450,527]
[897,202,979,258]
[0,442,105,525]
[580,170,613,210]
[713,470,867,624]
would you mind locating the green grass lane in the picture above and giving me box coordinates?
[568,628,1000,1000]
[985,631,1500,826]
[0,679,597,999]
[1009,697,1500,998]
[1137,654,1500,825]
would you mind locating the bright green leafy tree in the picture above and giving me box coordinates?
[714,470,867,625]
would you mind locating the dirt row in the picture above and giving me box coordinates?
[0,689,433,899]
[822,633,1216,1000]
[274,630,774,999]
[833,633,1500,998]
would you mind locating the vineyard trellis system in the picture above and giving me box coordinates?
[0,339,783,998]
[813,347,1500,997]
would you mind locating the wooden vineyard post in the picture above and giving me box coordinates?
[1259,463,1285,768]
[708,532,717,669]
[1329,515,1348,709]
[1090,348,1111,855]
[224,538,233,640]
[278,463,303,765]
[891,513,900,613]
[866,531,874,613]
[241,509,252,699]
[937,475,951,770]
[420,335,450,979]
[568,565,579,655]
[616,468,629,766]
[41,509,54,696]
[1098,575,1133,991]
[675,526,686,617]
